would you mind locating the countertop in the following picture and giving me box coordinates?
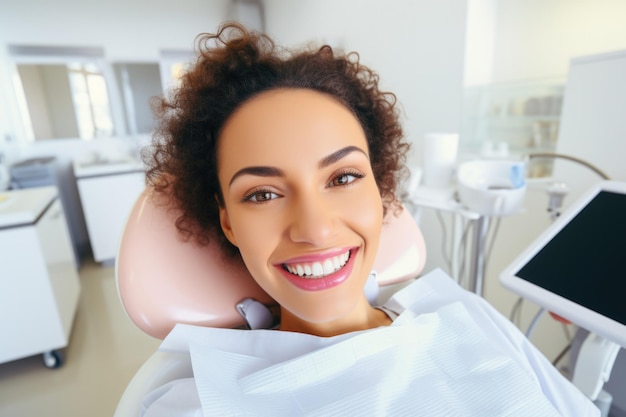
[73,157,145,179]
[0,186,57,228]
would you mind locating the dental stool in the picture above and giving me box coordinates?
[113,188,427,417]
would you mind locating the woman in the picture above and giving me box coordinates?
[142,23,597,416]
[147,22,409,337]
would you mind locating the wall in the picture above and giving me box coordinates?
[491,0,626,83]
[264,0,467,156]
[0,0,230,62]
[464,0,496,86]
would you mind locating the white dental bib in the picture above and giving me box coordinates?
[142,269,598,416]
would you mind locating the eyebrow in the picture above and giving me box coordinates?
[318,145,368,169]
[228,145,368,187]
[228,166,284,187]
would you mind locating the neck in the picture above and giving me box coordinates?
[278,300,392,337]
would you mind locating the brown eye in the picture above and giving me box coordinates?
[334,174,352,186]
[244,190,278,203]
[329,171,363,187]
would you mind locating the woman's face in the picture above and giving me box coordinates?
[217,88,384,332]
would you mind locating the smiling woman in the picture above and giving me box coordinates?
[146,22,408,337]
[216,89,387,335]
[139,22,599,417]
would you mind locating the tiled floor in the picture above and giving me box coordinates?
[0,260,160,417]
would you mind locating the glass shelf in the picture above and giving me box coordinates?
[461,77,566,178]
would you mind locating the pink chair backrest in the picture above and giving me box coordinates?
[117,188,426,339]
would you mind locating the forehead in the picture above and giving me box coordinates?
[217,89,369,170]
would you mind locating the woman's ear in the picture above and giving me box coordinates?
[218,204,238,247]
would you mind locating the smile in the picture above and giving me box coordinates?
[277,248,358,291]
[283,250,351,278]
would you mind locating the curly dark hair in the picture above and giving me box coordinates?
[145,22,410,255]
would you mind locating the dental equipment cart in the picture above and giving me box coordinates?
[0,186,80,368]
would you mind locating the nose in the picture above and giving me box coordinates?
[288,195,338,246]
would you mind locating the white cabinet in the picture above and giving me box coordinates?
[76,171,145,263]
[0,187,80,367]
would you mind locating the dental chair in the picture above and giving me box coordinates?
[113,187,427,417]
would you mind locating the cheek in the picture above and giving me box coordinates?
[351,181,384,241]
[228,211,281,272]
[360,191,384,268]
[335,179,384,275]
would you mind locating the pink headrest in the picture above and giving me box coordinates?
[117,189,426,339]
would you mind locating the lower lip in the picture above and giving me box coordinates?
[277,248,358,291]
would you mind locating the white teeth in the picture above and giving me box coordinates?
[323,259,334,275]
[312,262,324,276]
[284,250,351,279]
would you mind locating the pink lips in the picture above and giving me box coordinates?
[276,248,358,291]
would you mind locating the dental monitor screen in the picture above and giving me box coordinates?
[500,180,626,348]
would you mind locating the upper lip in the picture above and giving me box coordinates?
[276,247,354,265]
